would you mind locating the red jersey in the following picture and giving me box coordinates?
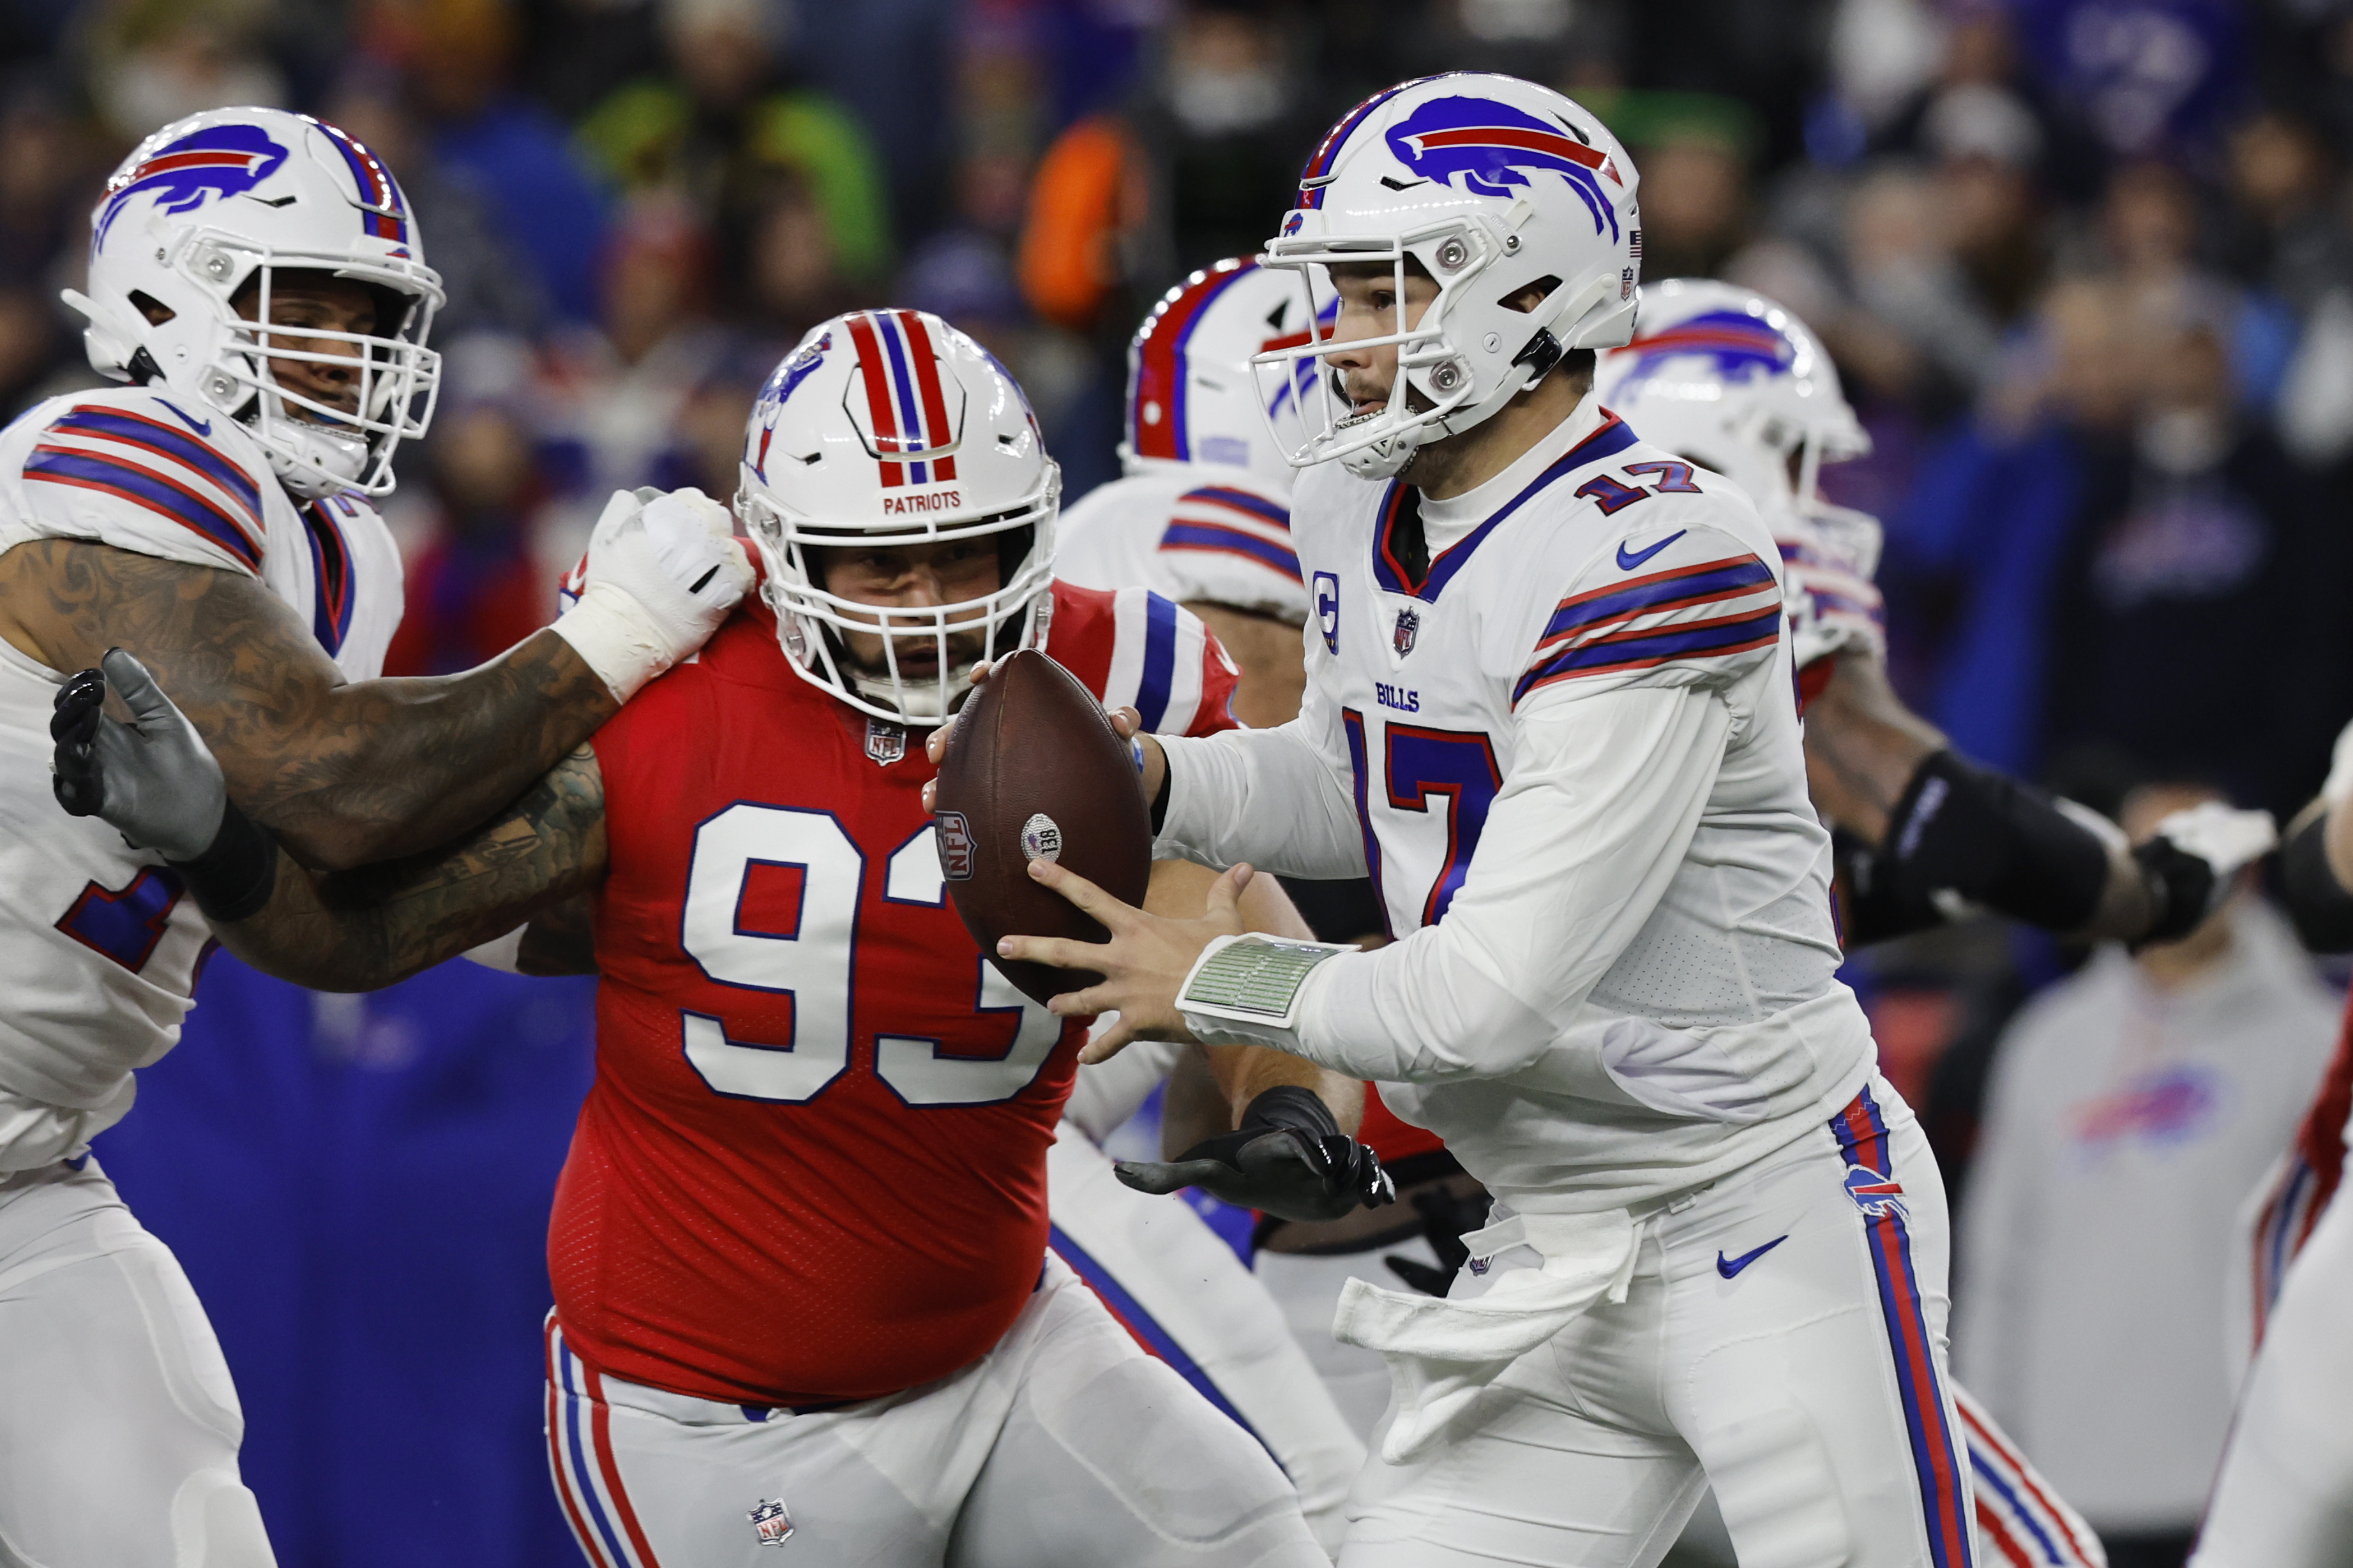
[552,578,1238,1407]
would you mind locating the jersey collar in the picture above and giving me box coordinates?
[1371,401,1640,602]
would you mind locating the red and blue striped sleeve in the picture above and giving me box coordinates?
[1515,539,1783,705]
[21,398,268,574]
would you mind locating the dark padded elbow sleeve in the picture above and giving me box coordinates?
[2280,813,2353,952]
[1869,750,2112,934]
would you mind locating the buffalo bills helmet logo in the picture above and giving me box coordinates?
[1620,310,1794,385]
[96,124,290,246]
[1385,96,1622,239]
[1282,211,1305,236]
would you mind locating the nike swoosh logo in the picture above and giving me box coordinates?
[1617,530,1685,572]
[1716,1236,1787,1279]
[156,399,212,437]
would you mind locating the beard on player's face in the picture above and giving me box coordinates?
[810,536,1003,680]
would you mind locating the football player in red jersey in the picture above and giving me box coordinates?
[57,311,1385,1567]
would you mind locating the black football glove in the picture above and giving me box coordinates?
[1115,1085,1396,1222]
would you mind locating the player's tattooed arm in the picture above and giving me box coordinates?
[211,748,610,991]
[516,894,599,976]
[0,540,616,870]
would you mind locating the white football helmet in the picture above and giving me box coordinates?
[1122,256,1330,495]
[1251,72,1643,479]
[65,107,442,498]
[736,308,1060,724]
[1594,278,1870,516]
[1598,279,1884,665]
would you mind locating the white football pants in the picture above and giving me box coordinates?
[1254,1237,1447,1439]
[2191,1170,2353,1568]
[0,1158,275,1568]
[1339,1080,1977,1568]
[1044,1120,1365,1553]
[543,1253,1327,1568]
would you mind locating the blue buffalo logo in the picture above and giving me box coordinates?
[97,124,290,246]
[749,331,832,477]
[1620,310,1795,385]
[1843,1163,1907,1218]
[1387,96,1623,239]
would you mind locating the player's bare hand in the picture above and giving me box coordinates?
[998,858,1254,1061]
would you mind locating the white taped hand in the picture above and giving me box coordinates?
[2153,801,2279,886]
[551,486,752,701]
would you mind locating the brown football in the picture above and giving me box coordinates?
[932,648,1154,1006]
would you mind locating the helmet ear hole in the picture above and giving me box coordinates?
[1500,276,1561,315]
[127,290,176,326]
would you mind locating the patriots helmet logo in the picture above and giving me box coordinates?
[1619,310,1795,386]
[1385,96,1622,238]
[96,123,290,246]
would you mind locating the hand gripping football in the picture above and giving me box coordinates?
[932,650,1154,1005]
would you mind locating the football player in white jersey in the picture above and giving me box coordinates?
[1593,278,2146,1568]
[4,108,744,1566]
[975,73,1983,1567]
[1056,256,1490,1463]
[1593,278,2274,958]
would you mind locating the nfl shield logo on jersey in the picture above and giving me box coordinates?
[749,1498,794,1546]
[1393,607,1420,657]
[865,717,906,766]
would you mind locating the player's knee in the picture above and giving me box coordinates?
[170,1469,277,1568]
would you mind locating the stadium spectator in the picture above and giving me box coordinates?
[368,0,610,322]
[531,191,734,518]
[1955,781,2336,1568]
[573,0,893,304]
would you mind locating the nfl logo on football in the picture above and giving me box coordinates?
[749,1498,794,1546]
[935,811,975,880]
[1394,608,1420,657]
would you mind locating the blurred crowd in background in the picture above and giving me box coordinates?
[16,0,2353,1561]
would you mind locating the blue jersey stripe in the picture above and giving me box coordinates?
[1182,485,1291,530]
[1514,607,1780,699]
[1135,592,1177,731]
[26,448,261,567]
[1160,521,1303,581]
[1541,558,1775,642]
[54,408,262,517]
[1049,1225,1273,1458]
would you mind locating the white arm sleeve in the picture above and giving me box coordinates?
[1153,665,1365,876]
[1275,680,1731,1081]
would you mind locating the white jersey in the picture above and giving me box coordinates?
[0,385,403,1169]
[1055,468,1304,624]
[1155,395,1874,1214]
